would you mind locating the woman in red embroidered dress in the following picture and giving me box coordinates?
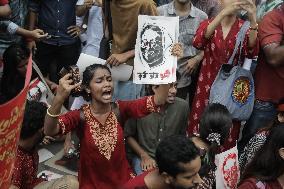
[43,64,173,189]
[188,0,259,149]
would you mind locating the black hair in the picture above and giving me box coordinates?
[198,103,232,175]
[279,98,284,105]
[242,124,284,182]
[156,135,200,177]
[145,71,181,96]
[278,97,284,113]
[20,101,47,140]
[81,64,111,101]
[1,44,30,101]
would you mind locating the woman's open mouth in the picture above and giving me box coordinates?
[102,90,112,100]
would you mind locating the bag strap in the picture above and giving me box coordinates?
[102,0,113,40]
[227,21,250,65]
[32,60,68,113]
[111,102,121,123]
[78,109,85,140]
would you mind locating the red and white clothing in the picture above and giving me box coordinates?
[188,19,259,149]
[254,4,284,104]
[11,147,45,189]
[58,96,159,189]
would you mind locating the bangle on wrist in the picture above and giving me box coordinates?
[47,107,61,118]
[249,23,258,31]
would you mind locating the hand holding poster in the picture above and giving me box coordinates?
[134,15,179,84]
[215,145,240,189]
[76,53,133,81]
[0,55,32,189]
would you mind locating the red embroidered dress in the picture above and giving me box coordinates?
[58,96,159,189]
[11,147,45,189]
[188,19,259,148]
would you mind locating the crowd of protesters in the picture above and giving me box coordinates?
[0,0,284,188]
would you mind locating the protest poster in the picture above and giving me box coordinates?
[76,53,133,81]
[134,15,179,84]
[0,55,32,189]
[215,145,240,189]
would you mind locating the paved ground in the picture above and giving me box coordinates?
[38,141,67,176]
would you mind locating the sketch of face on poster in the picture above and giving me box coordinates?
[140,24,173,69]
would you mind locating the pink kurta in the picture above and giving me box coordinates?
[58,96,159,189]
[188,19,259,149]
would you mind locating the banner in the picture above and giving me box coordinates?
[134,15,179,84]
[215,145,239,189]
[0,55,32,189]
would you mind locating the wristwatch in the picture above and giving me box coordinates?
[82,24,88,30]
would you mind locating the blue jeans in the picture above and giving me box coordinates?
[238,100,277,151]
[112,81,144,101]
[132,156,143,175]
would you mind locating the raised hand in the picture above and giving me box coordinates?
[56,74,81,102]
[239,0,257,24]
[106,53,128,66]
[171,43,183,58]
[221,1,247,17]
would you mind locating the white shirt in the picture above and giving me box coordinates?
[76,1,104,57]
